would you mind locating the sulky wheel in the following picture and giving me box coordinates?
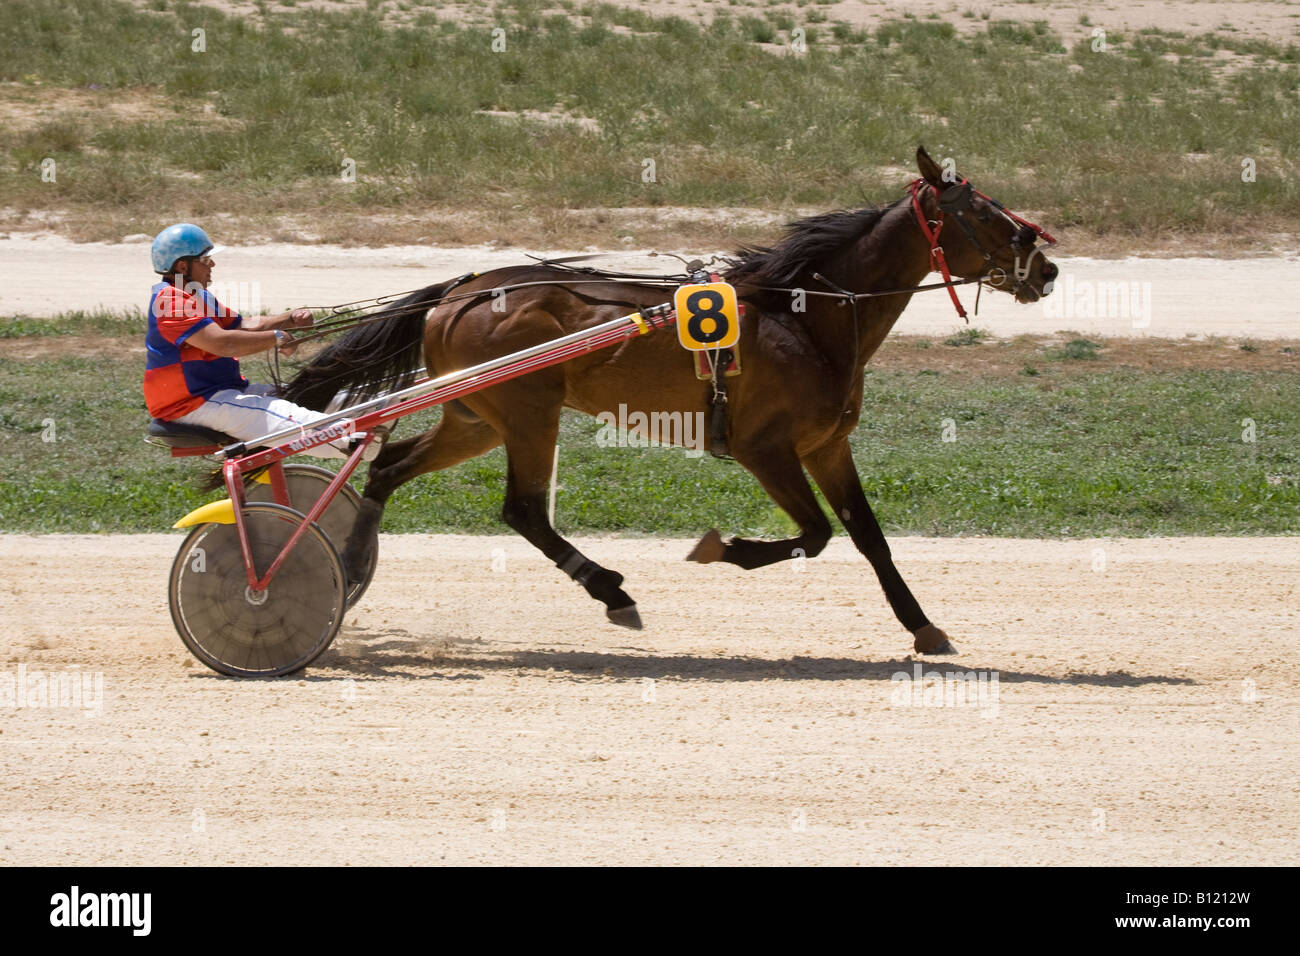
[244,463,377,607]
[169,502,346,678]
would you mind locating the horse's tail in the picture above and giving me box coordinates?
[280,279,456,412]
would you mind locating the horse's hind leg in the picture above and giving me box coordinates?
[340,413,502,580]
[687,446,832,569]
[802,440,954,655]
[498,426,642,629]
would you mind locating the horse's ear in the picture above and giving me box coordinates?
[915,146,944,188]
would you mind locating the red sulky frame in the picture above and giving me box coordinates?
[172,302,682,595]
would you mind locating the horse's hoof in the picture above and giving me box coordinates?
[686,528,725,563]
[606,604,643,630]
[913,623,957,654]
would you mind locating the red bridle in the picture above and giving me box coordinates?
[908,177,1056,319]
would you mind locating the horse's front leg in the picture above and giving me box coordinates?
[803,440,955,654]
[686,446,832,569]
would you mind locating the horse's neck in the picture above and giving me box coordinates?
[815,202,933,370]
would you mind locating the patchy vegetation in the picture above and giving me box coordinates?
[0,0,1295,251]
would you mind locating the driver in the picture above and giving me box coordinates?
[143,223,377,460]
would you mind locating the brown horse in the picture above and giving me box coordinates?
[284,147,1057,654]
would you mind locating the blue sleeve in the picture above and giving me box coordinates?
[174,317,215,346]
[198,289,241,327]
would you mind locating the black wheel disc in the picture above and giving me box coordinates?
[169,503,345,677]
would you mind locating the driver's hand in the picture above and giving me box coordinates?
[288,308,314,328]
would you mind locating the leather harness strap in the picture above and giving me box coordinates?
[909,179,969,320]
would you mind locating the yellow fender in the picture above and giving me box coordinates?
[172,470,270,528]
[173,498,236,529]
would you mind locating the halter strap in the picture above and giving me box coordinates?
[908,179,968,319]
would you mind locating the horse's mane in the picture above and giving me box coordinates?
[725,199,901,288]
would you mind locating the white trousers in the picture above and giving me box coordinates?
[173,384,372,460]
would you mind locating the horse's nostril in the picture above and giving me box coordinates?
[1042,262,1058,280]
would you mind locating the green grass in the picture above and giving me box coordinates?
[942,326,991,347]
[1,354,1296,537]
[0,309,146,338]
[0,0,1296,245]
[1050,337,1102,361]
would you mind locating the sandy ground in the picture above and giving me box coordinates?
[2,235,1298,339]
[0,533,1296,866]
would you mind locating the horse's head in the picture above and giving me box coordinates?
[913,146,1057,303]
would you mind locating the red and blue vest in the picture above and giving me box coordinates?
[143,281,248,420]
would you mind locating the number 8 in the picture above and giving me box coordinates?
[686,290,729,344]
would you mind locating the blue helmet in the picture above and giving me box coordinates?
[151,223,222,274]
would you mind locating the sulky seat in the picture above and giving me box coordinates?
[146,418,235,450]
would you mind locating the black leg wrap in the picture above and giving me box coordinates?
[557,548,597,585]
[556,548,630,608]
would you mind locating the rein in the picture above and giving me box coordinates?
[288,274,690,348]
[293,175,1054,348]
[748,274,981,303]
[291,257,987,351]
[280,186,1052,378]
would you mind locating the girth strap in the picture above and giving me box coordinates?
[706,347,733,460]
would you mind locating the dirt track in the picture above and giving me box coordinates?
[3,236,1299,339]
[1,533,1295,865]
